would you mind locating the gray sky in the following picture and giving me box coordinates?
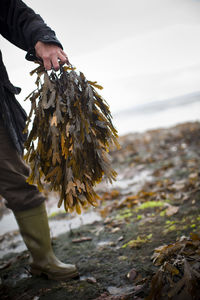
[1,0,200,113]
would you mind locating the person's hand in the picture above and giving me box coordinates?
[35,41,69,71]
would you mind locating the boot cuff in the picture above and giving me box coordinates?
[14,203,46,219]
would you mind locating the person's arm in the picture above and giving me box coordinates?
[0,0,68,70]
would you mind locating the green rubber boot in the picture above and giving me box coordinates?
[14,203,79,281]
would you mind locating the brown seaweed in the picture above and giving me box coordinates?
[24,65,120,214]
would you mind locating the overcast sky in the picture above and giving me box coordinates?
[1,0,200,113]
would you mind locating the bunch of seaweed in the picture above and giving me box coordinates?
[24,65,119,214]
[147,233,200,300]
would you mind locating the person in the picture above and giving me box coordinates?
[0,0,79,281]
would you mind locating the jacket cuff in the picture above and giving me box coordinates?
[25,34,63,61]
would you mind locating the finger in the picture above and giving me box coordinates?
[43,57,52,71]
[51,56,60,71]
[60,49,67,57]
[60,50,70,65]
[58,52,68,65]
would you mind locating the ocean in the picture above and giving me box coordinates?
[113,91,200,136]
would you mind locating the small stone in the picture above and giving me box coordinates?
[108,241,116,247]
[111,227,120,233]
[87,277,97,284]
[127,268,137,281]
[118,255,128,261]
[117,236,124,242]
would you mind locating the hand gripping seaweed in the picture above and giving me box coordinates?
[24,65,120,214]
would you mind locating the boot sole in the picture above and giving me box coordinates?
[31,267,79,281]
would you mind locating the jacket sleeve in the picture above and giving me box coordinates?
[0,0,63,61]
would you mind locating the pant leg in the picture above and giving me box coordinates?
[0,121,45,212]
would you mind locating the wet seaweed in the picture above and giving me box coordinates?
[24,65,119,214]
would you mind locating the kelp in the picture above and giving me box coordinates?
[146,233,200,300]
[24,64,119,214]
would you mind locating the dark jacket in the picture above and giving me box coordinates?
[0,0,62,154]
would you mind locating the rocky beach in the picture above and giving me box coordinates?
[0,121,200,300]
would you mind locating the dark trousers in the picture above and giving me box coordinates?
[0,121,45,212]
